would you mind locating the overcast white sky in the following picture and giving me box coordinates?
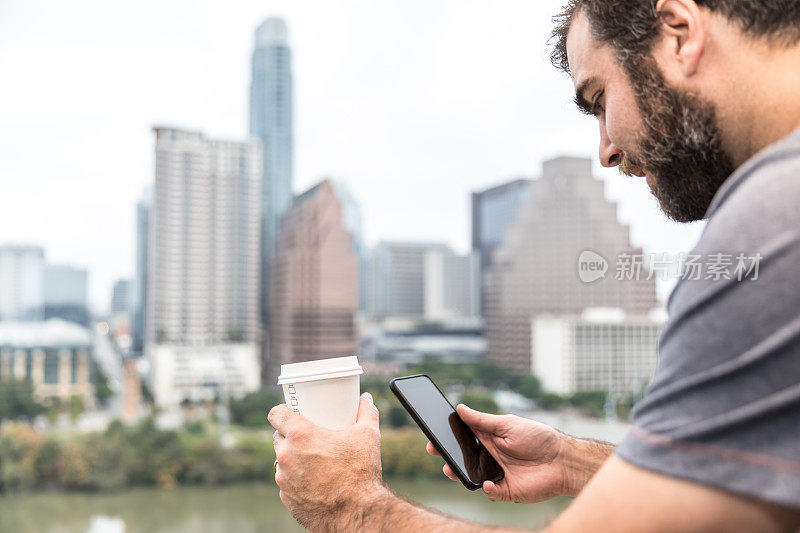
[0,0,703,314]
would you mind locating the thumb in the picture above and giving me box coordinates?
[457,404,505,435]
[356,392,379,428]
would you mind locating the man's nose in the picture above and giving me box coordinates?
[599,122,622,168]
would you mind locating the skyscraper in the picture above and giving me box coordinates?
[332,181,368,314]
[268,180,358,381]
[147,127,261,346]
[250,17,294,327]
[0,245,45,322]
[43,264,89,326]
[131,186,152,356]
[485,157,658,373]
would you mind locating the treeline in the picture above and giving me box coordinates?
[0,419,443,493]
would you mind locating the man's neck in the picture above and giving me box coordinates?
[723,42,800,167]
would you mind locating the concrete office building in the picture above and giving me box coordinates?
[471,178,533,313]
[485,157,658,373]
[0,245,45,322]
[43,264,89,327]
[0,319,93,405]
[268,180,358,381]
[149,343,260,407]
[147,127,261,346]
[111,279,133,317]
[131,186,152,356]
[368,241,452,321]
[532,309,665,396]
[250,17,294,327]
[424,250,481,320]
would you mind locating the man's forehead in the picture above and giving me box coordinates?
[566,10,602,88]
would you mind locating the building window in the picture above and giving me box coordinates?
[44,349,59,384]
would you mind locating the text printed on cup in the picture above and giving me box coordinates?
[287,384,300,413]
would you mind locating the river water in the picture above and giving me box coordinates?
[0,480,571,532]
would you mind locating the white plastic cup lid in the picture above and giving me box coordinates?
[277,355,363,385]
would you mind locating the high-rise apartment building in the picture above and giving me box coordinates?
[43,264,89,326]
[131,186,152,355]
[368,241,452,321]
[485,157,658,373]
[250,17,294,326]
[268,180,358,381]
[532,309,665,395]
[0,245,45,322]
[147,127,261,346]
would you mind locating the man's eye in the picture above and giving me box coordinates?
[591,91,605,116]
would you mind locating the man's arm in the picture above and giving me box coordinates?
[335,455,799,533]
[556,434,614,497]
[270,398,799,533]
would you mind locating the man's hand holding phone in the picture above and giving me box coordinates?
[427,405,614,502]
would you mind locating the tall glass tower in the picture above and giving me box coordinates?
[250,17,294,326]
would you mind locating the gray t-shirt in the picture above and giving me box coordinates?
[615,124,800,511]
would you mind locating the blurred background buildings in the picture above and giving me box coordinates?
[0,14,667,421]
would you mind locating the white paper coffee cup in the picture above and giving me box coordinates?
[277,356,364,430]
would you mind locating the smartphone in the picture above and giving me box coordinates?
[389,374,504,490]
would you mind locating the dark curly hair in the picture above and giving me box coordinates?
[550,0,800,74]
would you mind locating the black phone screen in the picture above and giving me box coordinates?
[391,375,503,487]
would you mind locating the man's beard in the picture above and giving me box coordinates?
[618,56,735,223]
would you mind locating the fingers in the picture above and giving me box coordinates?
[356,392,380,429]
[272,430,285,451]
[442,464,458,482]
[268,404,309,436]
[456,404,507,435]
[426,441,441,457]
[482,480,500,501]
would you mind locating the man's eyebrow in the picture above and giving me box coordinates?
[574,77,599,115]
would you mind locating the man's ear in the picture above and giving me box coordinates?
[655,0,706,77]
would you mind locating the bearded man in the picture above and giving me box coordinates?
[269,1,800,530]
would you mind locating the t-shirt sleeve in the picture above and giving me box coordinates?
[615,169,800,511]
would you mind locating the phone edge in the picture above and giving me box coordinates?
[389,375,483,491]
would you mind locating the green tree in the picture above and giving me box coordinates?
[91,363,113,407]
[226,327,244,342]
[229,388,282,427]
[0,380,45,422]
[513,375,543,400]
[567,391,607,418]
[458,389,499,414]
[537,392,566,409]
[68,395,84,423]
[387,405,411,428]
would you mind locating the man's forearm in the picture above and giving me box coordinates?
[559,436,614,497]
[342,485,530,533]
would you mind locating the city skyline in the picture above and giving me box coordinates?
[0,0,703,314]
